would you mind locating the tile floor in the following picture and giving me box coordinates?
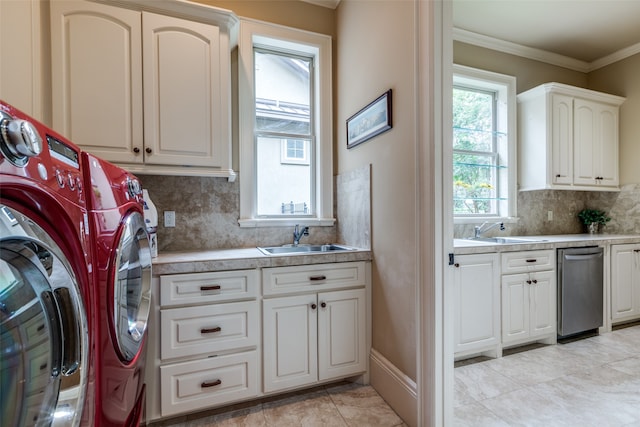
[150,382,407,427]
[454,324,640,426]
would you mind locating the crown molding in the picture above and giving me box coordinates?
[453,27,640,73]
[589,41,640,71]
[453,28,590,73]
[300,0,340,9]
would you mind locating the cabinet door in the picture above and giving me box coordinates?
[50,1,143,163]
[453,253,500,354]
[573,99,619,187]
[318,289,366,381]
[263,294,318,392]
[142,12,225,167]
[529,270,556,338]
[573,99,597,185]
[501,273,530,343]
[0,0,44,120]
[551,94,573,186]
[594,104,619,187]
[611,244,640,322]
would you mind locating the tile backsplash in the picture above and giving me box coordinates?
[454,186,638,238]
[139,172,637,251]
[138,164,372,252]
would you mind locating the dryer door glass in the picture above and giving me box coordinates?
[1,208,88,427]
[113,211,152,362]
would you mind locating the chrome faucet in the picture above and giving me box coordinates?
[292,224,309,246]
[474,221,505,239]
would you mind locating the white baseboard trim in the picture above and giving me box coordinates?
[369,348,418,427]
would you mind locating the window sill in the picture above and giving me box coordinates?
[238,217,336,228]
[454,216,519,225]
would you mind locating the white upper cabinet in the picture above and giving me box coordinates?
[518,82,625,192]
[50,0,238,179]
[50,1,143,164]
[0,0,47,122]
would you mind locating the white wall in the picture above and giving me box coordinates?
[336,1,418,423]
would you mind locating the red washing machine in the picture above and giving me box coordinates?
[0,100,95,426]
[82,151,152,426]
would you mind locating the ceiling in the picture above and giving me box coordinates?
[303,0,640,72]
[453,0,640,71]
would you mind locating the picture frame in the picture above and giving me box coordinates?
[346,89,392,149]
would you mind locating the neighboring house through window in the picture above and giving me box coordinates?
[238,19,333,227]
[452,64,517,222]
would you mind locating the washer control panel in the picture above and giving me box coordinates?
[0,103,85,206]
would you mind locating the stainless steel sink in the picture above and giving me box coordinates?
[467,237,548,244]
[258,244,356,255]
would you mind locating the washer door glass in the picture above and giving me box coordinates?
[0,208,88,427]
[113,211,152,362]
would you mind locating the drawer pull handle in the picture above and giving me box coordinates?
[309,275,327,281]
[525,259,537,263]
[201,379,222,388]
[201,327,222,334]
[200,285,221,291]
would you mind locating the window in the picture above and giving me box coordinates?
[238,19,333,227]
[452,65,516,221]
[281,139,309,164]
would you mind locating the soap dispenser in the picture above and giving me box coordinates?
[142,189,158,257]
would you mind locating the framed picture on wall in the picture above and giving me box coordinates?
[346,89,392,149]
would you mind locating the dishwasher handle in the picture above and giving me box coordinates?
[564,253,603,261]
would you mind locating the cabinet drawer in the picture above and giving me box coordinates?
[161,301,258,359]
[262,262,366,296]
[160,270,259,307]
[501,250,555,274]
[160,351,258,417]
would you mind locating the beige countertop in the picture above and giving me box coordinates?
[454,233,640,255]
[152,247,373,275]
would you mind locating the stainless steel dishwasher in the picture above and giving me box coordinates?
[557,246,604,339]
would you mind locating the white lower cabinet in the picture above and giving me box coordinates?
[501,250,556,346]
[146,269,260,420]
[160,351,258,417]
[453,253,501,357]
[611,243,640,323]
[262,262,368,394]
[147,261,370,421]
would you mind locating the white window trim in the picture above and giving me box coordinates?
[237,18,334,227]
[452,64,517,224]
[281,139,310,165]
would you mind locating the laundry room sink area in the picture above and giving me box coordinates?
[466,236,549,244]
[258,244,357,255]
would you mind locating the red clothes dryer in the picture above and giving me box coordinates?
[82,152,152,426]
[0,100,95,426]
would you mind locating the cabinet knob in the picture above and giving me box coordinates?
[133,147,140,154]
[310,303,317,310]
[201,379,222,388]
[532,279,538,284]
[320,302,326,308]
[526,280,532,284]
[145,147,152,154]
[454,263,460,268]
